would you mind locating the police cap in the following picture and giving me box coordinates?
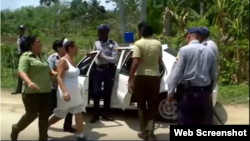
[19,25,25,29]
[98,24,110,32]
[187,27,201,34]
[198,26,210,37]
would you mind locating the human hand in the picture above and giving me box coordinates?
[128,81,133,93]
[51,71,58,76]
[27,82,39,90]
[64,92,71,102]
[167,96,174,103]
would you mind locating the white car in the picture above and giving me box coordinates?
[77,43,219,121]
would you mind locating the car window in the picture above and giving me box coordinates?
[164,48,178,57]
[120,51,166,76]
[120,52,133,75]
[77,53,97,76]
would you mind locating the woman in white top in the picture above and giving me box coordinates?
[48,40,87,141]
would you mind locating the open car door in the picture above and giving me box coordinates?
[77,51,100,112]
[116,49,133,110]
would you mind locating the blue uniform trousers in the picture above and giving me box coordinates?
[91,65,113,116]
[175,85,213,125]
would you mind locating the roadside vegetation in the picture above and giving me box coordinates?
[1,0,249,104]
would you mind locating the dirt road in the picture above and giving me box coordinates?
[1,90,249,140]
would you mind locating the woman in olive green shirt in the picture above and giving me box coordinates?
[11,35,56,141]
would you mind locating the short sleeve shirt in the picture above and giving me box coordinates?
[132,38,162,76]
[18,51,51,94]
[47,53,60,89]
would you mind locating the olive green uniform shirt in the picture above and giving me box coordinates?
[132,38,162,76]
[18,51,51,94]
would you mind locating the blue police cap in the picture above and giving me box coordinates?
[187,27,201,34]
[98,24,110,31]
[198,26,210,37]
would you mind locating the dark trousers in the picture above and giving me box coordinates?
[132,75,161,133]
[91,66,113,116]
[176,85,213,125]
[13,93,52,140]
[51,89,73,128]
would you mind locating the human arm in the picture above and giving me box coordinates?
[47,55,57,76]
[159,44,163,65]
[56,59,70,101]
[209,54,218,90]
[167,49,186,98]
[18,55,38,89]
[128,45,141,92]
[101,43,118,64]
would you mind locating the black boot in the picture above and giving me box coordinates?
[101,114,114,121]
[11,124,19,141]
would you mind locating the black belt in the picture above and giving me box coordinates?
[178,84,210,90]
[96,63,116,69]
[97,64,109,69]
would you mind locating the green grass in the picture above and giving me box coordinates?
[218,84,249,104]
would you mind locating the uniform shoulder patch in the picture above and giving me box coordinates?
[176,52,180,61]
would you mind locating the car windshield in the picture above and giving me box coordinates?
[164,48,178,57]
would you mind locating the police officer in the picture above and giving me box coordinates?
[198,27,219,58]
[12,25,28,94]
[167,27,217,125]
[89,24,119,123]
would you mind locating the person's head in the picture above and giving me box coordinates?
[138,21,149,38]
[52,40,65,56]
[141,24,153,38]
[98,24,110,41]
[26,35,41,54]
[185,27,201,43]
[19,25,26,36]
[64,40,78,57]
[197,26,210,42]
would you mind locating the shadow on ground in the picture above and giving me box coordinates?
[213,102,228,125]
[49,108,169,140]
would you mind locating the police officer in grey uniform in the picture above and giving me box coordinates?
[47,38,76,133]
[89,24,119,123]
[12,25,28,94]
[167,27,217,125]
[198,27,219,58]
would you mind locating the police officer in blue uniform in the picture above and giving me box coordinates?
[198,27,219,58]
[89,24,119,123]
[167,27,217,125]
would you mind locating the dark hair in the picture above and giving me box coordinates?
[52,40,63,52]
[64,40,75,52]
[26,35,38,51]
[141,24,153,38]
[138,21,149,32]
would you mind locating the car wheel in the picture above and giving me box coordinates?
[158,93,177,122]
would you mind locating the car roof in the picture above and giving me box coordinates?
[118,43,169,51]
